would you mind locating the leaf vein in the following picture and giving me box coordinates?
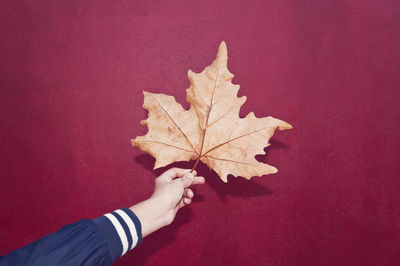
[204,155,258,166]
[202,126,274,157]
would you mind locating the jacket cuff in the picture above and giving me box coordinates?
[92,208,142,261]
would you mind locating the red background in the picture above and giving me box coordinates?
[1,1,399,265]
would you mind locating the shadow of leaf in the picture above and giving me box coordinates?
[255,138,290,162]
[195,160,273,202]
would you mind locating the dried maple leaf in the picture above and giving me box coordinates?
[132,41,292,182]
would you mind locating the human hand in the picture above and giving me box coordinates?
[152,168,205,218]
[130,168,205,237]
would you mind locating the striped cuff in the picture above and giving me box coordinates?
[92,208,142,262]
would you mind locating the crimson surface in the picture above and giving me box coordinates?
[1,1,399,265]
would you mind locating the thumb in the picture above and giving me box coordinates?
[180,172,194,188]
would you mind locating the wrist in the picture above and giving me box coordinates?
[129,197,170,238]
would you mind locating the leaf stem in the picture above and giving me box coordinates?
[191,156,201,173]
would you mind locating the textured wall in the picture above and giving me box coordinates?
[1,1,399,265]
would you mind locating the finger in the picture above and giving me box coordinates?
[184,188,194,199]
[183,198,192,205]
[158,168,192,183]
[176,198,185,210]
[166,168,191,178]
[175,189,193,211]
[191,176,205,185]
[167,168,197,179]
[180,172,194,188]
[176,197,192,210]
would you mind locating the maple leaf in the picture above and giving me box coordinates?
[131,41,292,182]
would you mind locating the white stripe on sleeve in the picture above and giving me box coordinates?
[115,209,139,250]
[104,213,129,256]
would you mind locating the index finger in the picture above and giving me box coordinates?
[164,168,197,180]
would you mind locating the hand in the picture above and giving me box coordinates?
[130,168,205,237]
[152,168,205,216]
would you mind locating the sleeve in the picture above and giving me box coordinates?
[0,207,142,266]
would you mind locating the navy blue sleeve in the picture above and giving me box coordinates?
[0,208,142,266]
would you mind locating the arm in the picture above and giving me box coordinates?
[0,168,205,266]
